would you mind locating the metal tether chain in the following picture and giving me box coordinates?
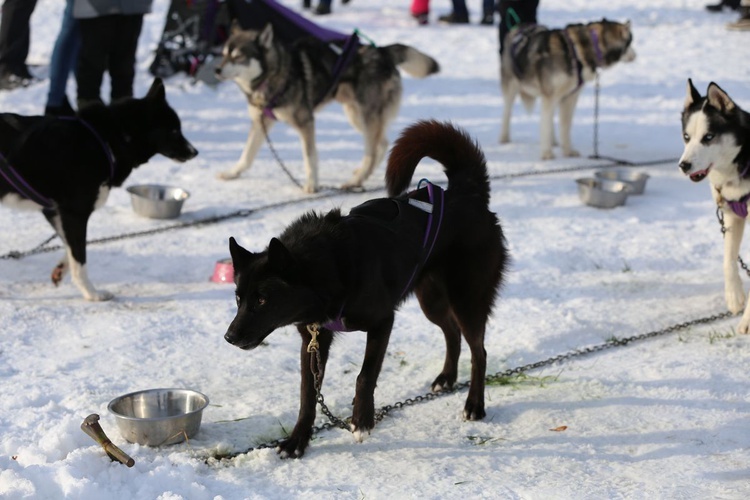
[716,205,750,278]
[208,308,732,462]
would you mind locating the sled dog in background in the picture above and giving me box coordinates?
[679,79,750,332]
[214,22,440,193]
[0,78,198,301]
[499,19,636,160]
[224,120,508,458]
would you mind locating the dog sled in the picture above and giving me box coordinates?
[149,0,361,86]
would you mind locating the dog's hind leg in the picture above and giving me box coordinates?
[416,278,462,392]
[43,209,69,285]
[217,108,274,181]
[350,316,394,442]
[558,89,582,157]
[278,325,334,458]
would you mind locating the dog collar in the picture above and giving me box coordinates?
[589,29,605,67]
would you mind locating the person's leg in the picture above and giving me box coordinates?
[77,16,115,107]
[0,0,39,78]
[46,0,80,112]
[439,0,469,23]
[108,14,144,102]
[314,0,332,15]
[481,0,496,25]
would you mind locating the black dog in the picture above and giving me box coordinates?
[0,78,198,300]
[225,120,509,458]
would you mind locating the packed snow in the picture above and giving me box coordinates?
[1,0,749,498]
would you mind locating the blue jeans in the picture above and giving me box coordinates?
[46,0,80,108]
[451,0,495,17]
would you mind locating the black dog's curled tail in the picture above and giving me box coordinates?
[385,120,491,206]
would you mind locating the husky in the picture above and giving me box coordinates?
[499,19,636,160]
[224,120,509,458]
[214,22,440,193]
[0,78,198,301]
[679,79,750,332]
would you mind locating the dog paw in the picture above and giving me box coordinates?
[340,180,364,192]
[349,423,372,443]
[725,283,746,314]
[498,133,510,144]
[50,262,67,286]
[86,290,114,302]
[463,400,486,421]
[217,170,240,181]
[541,150,555,160]
[276,436,309,459]
[430,373,456,392]
[563,148,580,158]
[737,318,750,334]
[302,182,318,194]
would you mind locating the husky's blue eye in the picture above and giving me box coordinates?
[683,133,690,142]
[703,133,714,142]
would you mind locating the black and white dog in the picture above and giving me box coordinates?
[679,79,750,332]
[0,78,198,300]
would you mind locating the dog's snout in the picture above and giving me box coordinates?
[679,161,692,173]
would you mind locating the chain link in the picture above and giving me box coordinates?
[208,308,732,462]
[716,205,750,279]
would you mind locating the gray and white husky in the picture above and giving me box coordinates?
[499,19,636,160]
[679,79,750,332]
[215,23,439,193]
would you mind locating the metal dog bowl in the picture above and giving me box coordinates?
[576,178,632,208]
[210,258,234,284]
[594,169,650,195]
[108,388,209,446]
[126,184,190,219]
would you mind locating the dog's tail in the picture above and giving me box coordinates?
[384,44,440,78]
[386,120,490,205]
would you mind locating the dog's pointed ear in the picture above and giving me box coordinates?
[267,237,294,272]
[146,77,166,101]
[259,23,274,49]
[706,82,736,113]
[229,237,255,269]
[230,19,243,35]
[684,78,701,109]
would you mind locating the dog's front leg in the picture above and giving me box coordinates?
[297,120,319,193]
[539,96,556,160]
[277,325,334,458]
[721,210,749,331]
[351,317,394,442]
[58,210,113,301]
[558,90,581,158]
[217,109,273,180]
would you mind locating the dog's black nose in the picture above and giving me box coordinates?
[679,161,692,173]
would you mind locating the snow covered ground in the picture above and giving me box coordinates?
[1,0,749,498]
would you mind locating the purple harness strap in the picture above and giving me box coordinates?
[0,151,54,207]
[322,180,445,332]
[0,117,115,208]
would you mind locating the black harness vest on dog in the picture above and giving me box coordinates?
[324,181,445,331]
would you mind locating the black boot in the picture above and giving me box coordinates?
[45,95,76,117]
[706,0,740,12]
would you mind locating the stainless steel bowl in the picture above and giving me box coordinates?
[108,388,209,446]
[126,184,190,219]
[576,178,632,208]
[594,169,650,195]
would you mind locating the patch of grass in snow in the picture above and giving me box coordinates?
[485,370,562,389]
